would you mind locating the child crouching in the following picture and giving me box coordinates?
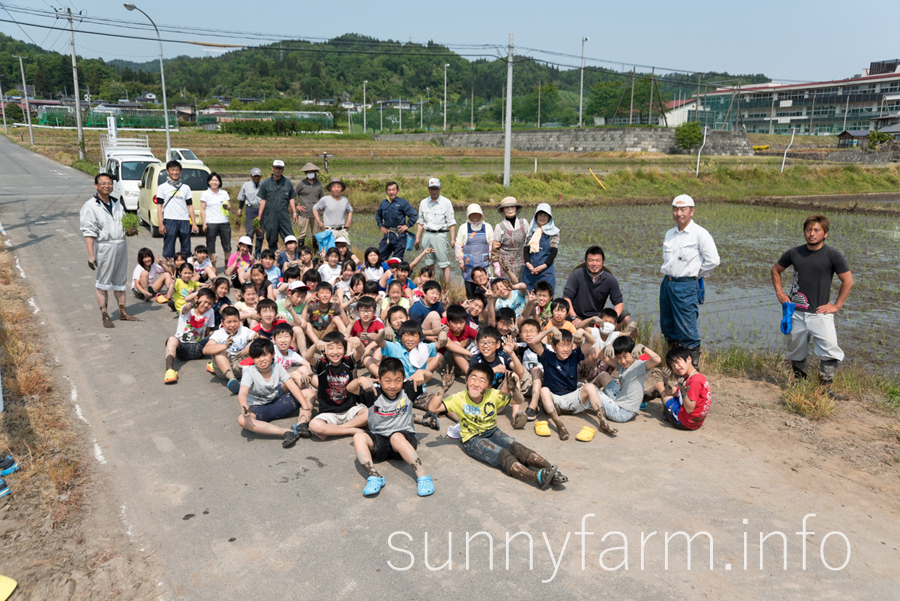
[348,358,434,497]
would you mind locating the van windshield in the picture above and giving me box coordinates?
[157,168,210,191]
[122,161,157,180]
[179,149,199,160]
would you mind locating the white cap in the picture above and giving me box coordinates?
[272,160,285,168]
[672,194,695,208]
[238,236,253,246]
[428,177,441,188]
[250,167,262,176]
[284,235,297,244]
[334,233,350,245]
[288,281,309,292]
[466,203,483,217]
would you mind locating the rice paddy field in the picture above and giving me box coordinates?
[337,203,900,375]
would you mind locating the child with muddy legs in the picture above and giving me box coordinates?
[428,363,566,489]
[348,358,435,497]
[237,339,313,448]
[469,326,526,428]
[529,326,617,441]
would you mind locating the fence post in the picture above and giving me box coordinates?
[695,126,708,177]
[781,127,796,173]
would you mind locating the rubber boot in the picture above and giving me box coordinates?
[791,359,808,381]
[689,346,701,370]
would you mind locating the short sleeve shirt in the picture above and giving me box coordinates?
[350,319,384,341]
[258,176,295,213]
[382,340,437,378]
[441,388,509,442]
[539,346,584,395]
[156,181,193,221]
[307,301,342,330]
[208,326,254,357]
[358,383,417,437]
[495,290,527,318]
[241,363,290,406]
[313,196,353,228]
[469,350,513,389]
[409,300,444,325]
[314,356,357,413]
[614,359,649,413]
[174,307,214,342]
[677,372,712,430]
[777,245,850,312]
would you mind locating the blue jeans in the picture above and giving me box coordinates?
[162,219,192,258]
[378,231,408,262]
[659,277,701,348]
[598,380,637,423]
[463,427,518,470]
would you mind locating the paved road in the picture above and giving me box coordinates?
[1,135,897,600]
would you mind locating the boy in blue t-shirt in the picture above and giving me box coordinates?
[409,280,445,339]
[529,326,616,441]
[260,248,282,286]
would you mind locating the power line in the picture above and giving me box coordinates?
[1,3,38,45]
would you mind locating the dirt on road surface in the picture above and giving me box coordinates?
[1,134,898,600]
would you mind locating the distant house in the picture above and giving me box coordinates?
[339,101,357,111]
[316,98,336,106]
[135,92,157,104]
[837,130,871,148]
[876,123,900,139]
[199,103,227,115]
[301,99,315,106]
[174,102,196,122]
[663,99,697,128]
[377,99,414,111]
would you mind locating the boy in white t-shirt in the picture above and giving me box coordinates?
[578,308,621,381]
[203,306,255,394]
[164,288,215,384]
[272,322,314,391]
[191,245,218,283]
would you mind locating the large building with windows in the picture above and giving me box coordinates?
[688,60,900,135]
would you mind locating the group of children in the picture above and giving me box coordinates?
[130,233,712,498]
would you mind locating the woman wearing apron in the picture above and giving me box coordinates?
[522,202,560,293]
[455,204,494,299]
[492,196,528,283]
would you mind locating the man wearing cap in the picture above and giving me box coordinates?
[236,167,264,258]
[415,177,456,284]
[376,180,418,262]
[294,162,324,249]
[313,177,353,241]
[257,160,298,252]
[659,194,720,367]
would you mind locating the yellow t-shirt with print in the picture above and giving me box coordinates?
[173,278,199,313]
[442,388,509,443]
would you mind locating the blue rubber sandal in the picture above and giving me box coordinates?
[363,476,385,497]
[0,479,9,498]
[417,474,435,497]
[0,455,19,477]
[226,378,241,395]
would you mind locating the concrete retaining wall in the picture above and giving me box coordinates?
[374,128,755,156]
[758,149,899,163]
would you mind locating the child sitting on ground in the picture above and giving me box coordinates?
[428,363,565,490]
[226,236,254,294]
[203,306,254,394]
[527,281,554,328]
[191,245,217,283]
[373,319,441,389]
[493,307,518,341]
[542,298,577,338]
[171,261,200,313]
[132,247,173,303]
[318,248,343,286]
[277,235,302,272]
[271,322,314,390]
[594,336,661,422]
[348,358,435,498]
[462,292,486,331]
[340,272,366,322]
[210,277,232,329]
[237,338,313,448]
[164,287,216,384]
[412,265,434,292]
[360,247,388,283]
[252,298,288,341]
[348,296,384,346]
[410,280,444,337]
[301,282,347,347]
[364,305,409,378]
[302,268,321,291]
[297,245,319,273]
[307,332,369,440]
[259,249,282,287]
[234,282,260,328]
[379,259,417,299]
[528,326,616,441]
[380,280,411,321]
[469,326,526,427]
[467,266,491,299]
[437,304,479,391]
[515,319,544,422]
[491,276,528,320]
[276,281,308,325]
[276,265,302,299]
[578,308,620,380]
[656,346,712,431]
[249,264,276,301]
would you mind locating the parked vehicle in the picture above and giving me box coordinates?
[166,148,204,166]
[103,155,162,211]
[137,163,211,237]
[100,133,155,166]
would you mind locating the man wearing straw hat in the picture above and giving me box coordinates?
[294,162,324,249]
[257,159,298,251]
[314,177,353,242]
[414,177,456,284]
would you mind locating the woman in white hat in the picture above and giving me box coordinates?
[454,203,494,298]
[522,203,560,293]
[493,196,528,282]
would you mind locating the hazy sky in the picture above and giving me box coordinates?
[2,0,898,83]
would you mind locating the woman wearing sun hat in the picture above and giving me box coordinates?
[522,203,560,293]
[454,203,494,298]
[492,196,529,283]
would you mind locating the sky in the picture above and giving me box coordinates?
[2,0,899,83]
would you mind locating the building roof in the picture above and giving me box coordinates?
[838,130,871,137]
[665,98,696,109]
[699,70,900,98]
[877,123,900,134]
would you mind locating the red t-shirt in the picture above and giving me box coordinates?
[350,318,384,341]
[438,317,478,355]
[677,372,711,430]
[252,319,289,341]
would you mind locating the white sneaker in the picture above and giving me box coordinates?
[447,423,461,439]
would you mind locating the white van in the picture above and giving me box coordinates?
[105,155,163,211]
[166,148,204,166]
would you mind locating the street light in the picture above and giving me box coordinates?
[363,80,367,134]
[124,3,171,153]
[579,36,589,127]
[443,64,450,131]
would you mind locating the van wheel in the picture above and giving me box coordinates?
[151,223,161,238]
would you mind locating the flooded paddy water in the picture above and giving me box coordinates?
[346,203,900,375]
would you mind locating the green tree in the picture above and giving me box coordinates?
[674,121,704,150]
[585,81,626,120]
[228,98,245,110]
[868,130,892,149]
[4,103,24,122]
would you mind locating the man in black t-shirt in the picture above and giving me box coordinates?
[771,215,854,391]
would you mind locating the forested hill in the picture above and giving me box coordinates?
[1,31,770,117]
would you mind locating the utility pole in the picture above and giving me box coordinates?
[769,91,776,134]
[398,98,402,131]
[501,86,505,126]
[537,79,541,128]
[808,92,816,136]
[695,73,701,123]
[0,74,8,135]
[420,95,423,129]
[629,67,635,125]
[443,63,450,131]
[470,87,474,129]
[842,94,849,132]
[648,67,655,126]
[62,7,86,160]
[380,102,383,132]
[363,80,367,134]
[13,55,34,146]
[578,36,588,127]
[503,33,513,188]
